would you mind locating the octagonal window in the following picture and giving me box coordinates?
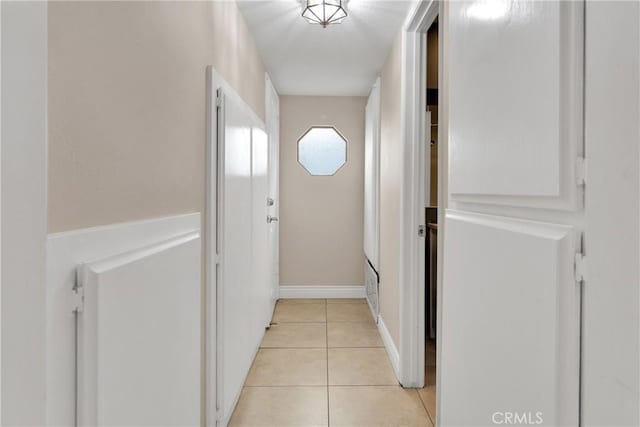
[297,127,347,176]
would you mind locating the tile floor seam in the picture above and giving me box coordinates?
[415,388,435,427]
[242,385,329,388]
[326,346,385,349]
[325,299,330,427]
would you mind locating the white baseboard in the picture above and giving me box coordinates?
[378,316,401,381]
[279,285,365,299]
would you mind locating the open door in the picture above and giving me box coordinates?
[441,1,584,425]
[209,68,272,426]
[363,78,381,319]
[265,75,280,303]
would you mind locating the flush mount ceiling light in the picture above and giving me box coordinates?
[302,0,348,28]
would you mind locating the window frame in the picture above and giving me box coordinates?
[296,125,349,176]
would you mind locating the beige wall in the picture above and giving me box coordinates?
[378,32,403,347]
[280,96,366,286]
[48,1,265,232]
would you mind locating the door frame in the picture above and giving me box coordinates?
[1,2,48,424]
[398,0,440,389]
[205,65,218,427]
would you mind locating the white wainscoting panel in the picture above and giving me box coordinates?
[46,213,201,426]
[440,210,580,426]
[78,232,201,426]
[278,285,366,300]
[448,0,583,210]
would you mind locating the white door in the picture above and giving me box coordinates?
[217,87,254,425]
[214,74,272,425]
[441,2,584,426]
[252,124,272,328]
[364,79,381,317]
[265,76,280,302]
[363,78,380,271]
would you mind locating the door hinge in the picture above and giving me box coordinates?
[216,90,224,108]
[418,225,426,237]
[576,157,587,186]
[71,269,85,313]
[574,252,587,283]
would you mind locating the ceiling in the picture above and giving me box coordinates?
[237,0,414,96]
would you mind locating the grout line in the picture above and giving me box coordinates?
[272,321,329,324]
[259,346,328,349]
[327,385,407,389]
[241,385,414,390]
[325,346,386,349]
[325,299,330,426]
[259,346,384,350]
[243,385,327,388]
[416,387,436,427]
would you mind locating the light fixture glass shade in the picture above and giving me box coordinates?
[302,0,347,28]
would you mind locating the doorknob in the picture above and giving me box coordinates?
[267,215,279,224]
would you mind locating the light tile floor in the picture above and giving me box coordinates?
[229,299,435,427]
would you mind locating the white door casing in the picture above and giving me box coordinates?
[440,2,584,426]
[1,2,48,424]
[582,2,640,425]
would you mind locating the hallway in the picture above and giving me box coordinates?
[229,299,436,426]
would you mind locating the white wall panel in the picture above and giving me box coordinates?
[78,232,201,426]
[46,213,201,426]
[441,210,579,427]
[448,1,583,210]
[1,2,48,424]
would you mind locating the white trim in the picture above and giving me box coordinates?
[2,2,48,424]
[278,285,366,300]
[378,316,400,380]
[435,1,448,424]
[398,0,439,388]
[205,65,218,427]
[0,2,4,420]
